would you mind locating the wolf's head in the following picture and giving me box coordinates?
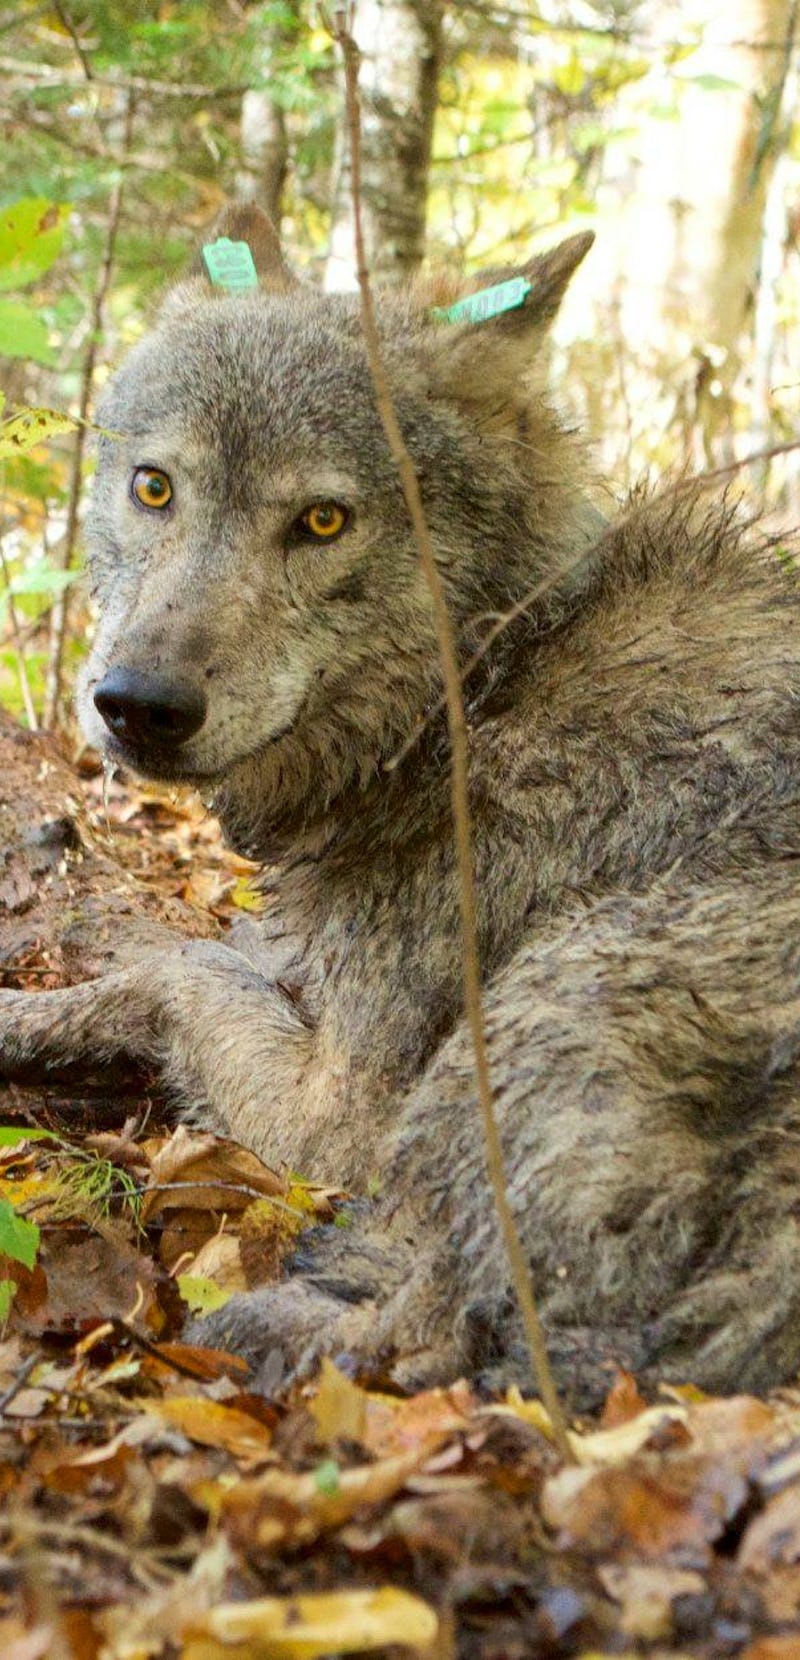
[80,205,595,855]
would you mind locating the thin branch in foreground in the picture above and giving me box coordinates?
[332,4,573,1464]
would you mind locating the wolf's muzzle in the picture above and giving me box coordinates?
[94,667,207,751]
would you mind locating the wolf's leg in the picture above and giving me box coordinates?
[0,939,312,1152]
[193,871,800,1404]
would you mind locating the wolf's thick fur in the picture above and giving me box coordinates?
[3,207,800,1405]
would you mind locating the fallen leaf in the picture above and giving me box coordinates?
[598,1562,705,1640]
[186,1233,246,1294]
[139,1341,250,1384]
[211,1446,447,1550]
[541,1454,746,1563]
[738,1480,800,1573]
[135,1396,273,1462]
[740,1642,800,1660]
[600,1370,649,1428]
[177,1275,234,1316]
[360,1380,476,1459]
[181,1587,438,1658]
[18,1234,163,1337]
[310,1358,367,1447]
[141,1127,286,1225]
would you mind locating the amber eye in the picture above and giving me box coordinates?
[131,467,173,510]
[298,502,349,541]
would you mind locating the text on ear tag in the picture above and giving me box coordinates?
[432,275,532,325]
[202,237,259,292]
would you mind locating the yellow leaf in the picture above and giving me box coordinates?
[136,1396,273,1462]
[230,876,265,913]
[497,1386,689,1466]
[204,1447,438,1547]
[310,1357,367,1447]
[177,1274,233,1315]
[0,405,78,457]
[181,1587,438,1658]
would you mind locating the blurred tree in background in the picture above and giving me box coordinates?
[1,0,798,727]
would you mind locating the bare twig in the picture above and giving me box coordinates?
[43,91,134,728]
[52,0,92,80]
[332,4,573,1462]
[0,53,247,98]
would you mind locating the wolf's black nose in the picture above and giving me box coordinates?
[94,668,207,747]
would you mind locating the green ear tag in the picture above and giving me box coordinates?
[202,237,258,291]
[432,275,532,325]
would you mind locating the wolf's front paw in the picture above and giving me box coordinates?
[185,1277,373,1393]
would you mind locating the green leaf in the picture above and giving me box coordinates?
[313,1458,341,1495]
[177,1274,232,1315]
[7,567,82,597]
[0,1127,54,1145]
[0,300,53,365]
[679,73,743,94]
[0,199,69,291]
[0,1280,17,1321]
[0,1197,40,1270]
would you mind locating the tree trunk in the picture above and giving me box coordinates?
[326,0,444,290]
[570,0,797,476]
[235,2,300,225]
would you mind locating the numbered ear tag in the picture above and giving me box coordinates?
[202,237,259,291]
[432,276,532,325]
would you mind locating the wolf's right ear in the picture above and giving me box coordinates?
[159,203,298,321]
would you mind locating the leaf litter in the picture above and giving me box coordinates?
[2,719,800,1656]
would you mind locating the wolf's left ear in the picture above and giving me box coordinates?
[159,202,298,321]
[191,203,298,293]
[426,231,594,423]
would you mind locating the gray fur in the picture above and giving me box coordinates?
[2,208,800,1406]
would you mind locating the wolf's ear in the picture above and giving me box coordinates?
[159,202,298,321]
[425,230,594,427]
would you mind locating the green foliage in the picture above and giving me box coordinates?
[49,1147,143,1227]
[177,1274,232,1314]
[0,1281,17,1321]
[0,1196,40,1271]
[0,198,70,364]
[0,1127,54,1146]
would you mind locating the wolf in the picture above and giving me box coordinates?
[2,203,800,1407]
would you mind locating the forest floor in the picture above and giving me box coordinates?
[1,710,800,1660]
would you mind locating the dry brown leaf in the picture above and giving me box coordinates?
[739,1641,800,1660]
[187,1232,247,1293]
[135,1395,274,1462]
[18,1235,163,1337]
[138,1341,250,1384]
[210,1446,447,1551]
[309,1358,368,1447]
[600,1370,649,1429]
[181,1587,438,1658]
[141,1126,286,1224]
[360,1380,476,1459]
[598,1562,705,1641]
[738,1480,800,1574]
[541,1453,747,1563]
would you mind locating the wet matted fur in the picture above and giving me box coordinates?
[2,206,800,1407]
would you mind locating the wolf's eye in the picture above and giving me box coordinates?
[298,502,349,541]
[131,468,173,510]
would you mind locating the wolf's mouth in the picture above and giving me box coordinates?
[99,724,294,786]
